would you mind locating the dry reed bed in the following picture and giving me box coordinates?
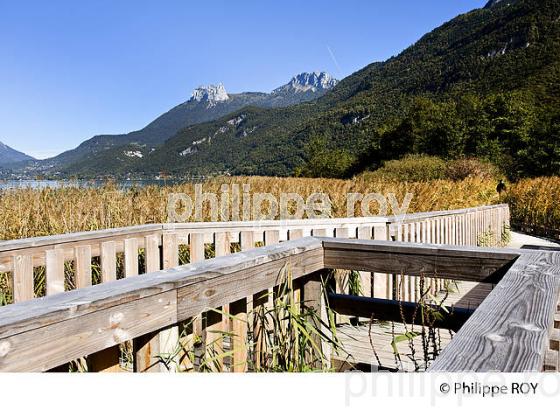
[506,176,560,235]
[0,176,500,240]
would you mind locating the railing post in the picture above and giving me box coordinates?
[46,248,65,296]
[252,230,280,370]
[144,235,160,273]
[229,231,253,372]
[372,222,390,299]
[159,232,180,372]
[333,227,351,323]
[162,233,179,270]
[12,254,33,303]
[357,226,373,298]
[75,245,92,289]
[187,232,205,371]
[100,241,117,282]
[133,331,162,372]
[409,222,417,244]
[133,232,179,373]
[198,232,229,372]
[302,270,331,369]
[124,238,139,278]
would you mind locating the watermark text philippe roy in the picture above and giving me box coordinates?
[166,183,413,222]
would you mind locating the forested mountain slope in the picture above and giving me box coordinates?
[69,0,560,179]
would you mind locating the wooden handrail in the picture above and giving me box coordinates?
[0,237,323,371]
[386,204,509,224]
[0,204,516,372]
[322,238,519,282]
[0,217,388,251]
[0,204,509,251]
[0,204,511,309]
[429,250,560,372]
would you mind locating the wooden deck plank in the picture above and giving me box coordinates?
[334,322,454,372]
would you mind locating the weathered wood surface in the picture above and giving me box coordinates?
[46,249,65,295]
[386,204,508,224]
[12,255,33,302]
[0,204,506,254]
[0,224,163,252]
[322,238,518,283]
[0,237,323,371]
[333,322,454,372]
[3,234,559,373]
[430,250,560,372]
[75,245,92,289]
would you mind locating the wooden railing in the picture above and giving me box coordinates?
[0,217,387,304]
[388,204,510,246]
[2,203,540,373]
[0,235,558,372]
[0,204,508,306]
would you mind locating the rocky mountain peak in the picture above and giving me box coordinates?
[273,71,338,94]
[190,83,229,105]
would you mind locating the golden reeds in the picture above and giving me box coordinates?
[0,176,501,240]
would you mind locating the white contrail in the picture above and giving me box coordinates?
[327,45,342,75]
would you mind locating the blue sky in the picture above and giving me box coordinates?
[0,0,486,159]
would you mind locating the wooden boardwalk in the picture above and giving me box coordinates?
[2,204,558,373]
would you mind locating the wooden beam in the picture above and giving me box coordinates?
[323,239,518,283]
[328,293,474,333]
[0,290,177,372]
[430,251,560,372]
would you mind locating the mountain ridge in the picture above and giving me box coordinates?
[22,71,338,174]
[21,0,560,179]
[109,0,559,179]
[0,142,34,166]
